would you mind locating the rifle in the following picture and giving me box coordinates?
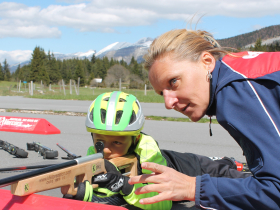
[27,142,58,159]
[0,140,28,158]
[56,143,81,160]
[0,150,137,197]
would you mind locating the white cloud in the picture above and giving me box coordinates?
[0,50,32,65]
[0,0,280,38]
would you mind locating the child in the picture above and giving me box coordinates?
[73,91,250,210]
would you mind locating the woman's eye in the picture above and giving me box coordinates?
[114,141,122,145]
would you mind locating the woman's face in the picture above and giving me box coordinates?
[149,53,214,122]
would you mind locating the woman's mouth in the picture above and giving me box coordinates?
[182,104,190,113]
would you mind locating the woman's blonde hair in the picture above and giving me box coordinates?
[144,29,229,70]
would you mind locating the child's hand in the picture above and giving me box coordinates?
[92,160,134,196]
[73,180,94,201]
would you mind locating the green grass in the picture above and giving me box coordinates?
[0,81,164,103]
[0,82,219,124]
[3,108,218,124]
[146,115,218,124]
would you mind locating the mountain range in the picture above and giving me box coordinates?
[9,24,280,72]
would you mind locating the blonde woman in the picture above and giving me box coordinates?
[129,29,280,209]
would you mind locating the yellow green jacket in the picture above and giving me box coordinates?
[87,133,172,210]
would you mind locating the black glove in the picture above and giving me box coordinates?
[62,180,93,202]
[92,159,134,196]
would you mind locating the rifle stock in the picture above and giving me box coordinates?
[7,154,137,196]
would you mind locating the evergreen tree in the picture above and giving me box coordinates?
[132,62,139,75]
[276,42,280,51]
[253,38,266,51]
[21,64,31,82]
[110,57,115,67]
[14,64,21,81]
[47,52,61,84]
[120,59,128,68]
[39,65,50,85]
[91,54,96,64]
[86,58,92,75]
[88,71,95,85]
[130,56,136,65]
[103,56,110,71]
[60,60,69,83]
[30,46,50,83]
[0,63,4,81]
[74,60,85,86]
[95,58,107,79]
[18,65,24,81]
[3,59,11,81]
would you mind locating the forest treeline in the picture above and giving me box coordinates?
[0,36,280,88]
[0,46,151,89]
[218,25,280,49]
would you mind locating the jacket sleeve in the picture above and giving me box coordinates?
[123,134,172,210]
[123,183,172,210]
[86,146,95,155]
[196,79,280,209]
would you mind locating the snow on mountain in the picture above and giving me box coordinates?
[95,42,133,57]
[133,37,154,47]
[244,36,280,48]
[74,49,96,57]
[53,49,96,60]
[96,37,154,64]
[8,37,154,72]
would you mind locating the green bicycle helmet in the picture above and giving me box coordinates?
[85,91,145,136]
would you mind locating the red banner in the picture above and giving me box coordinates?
[0,116,60,135]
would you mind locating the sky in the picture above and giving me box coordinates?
[1,0,280,66]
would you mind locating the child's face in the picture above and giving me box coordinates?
[92,133,133,160]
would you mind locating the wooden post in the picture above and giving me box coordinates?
[62,79,66,96]
[77,77,80,95]
[73,80,78,95]
[119,78,121,91]
[30,81,33,96]
[70,79,72,95]
[144,84,147,95]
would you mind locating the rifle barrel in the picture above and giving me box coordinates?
[0,164,56,172]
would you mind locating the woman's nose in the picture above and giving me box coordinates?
[163,90,177,109]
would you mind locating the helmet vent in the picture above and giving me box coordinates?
[103,97,109,101]
[129,111,136,125]
[119,98,126,102]
[115,111,123,124]
[90,109,93,122]
[101,109,106,123]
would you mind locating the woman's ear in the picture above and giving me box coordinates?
[200,51,216,73]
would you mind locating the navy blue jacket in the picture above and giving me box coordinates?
[195,52,280,209]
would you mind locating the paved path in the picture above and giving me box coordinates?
[0,97,246,209]
[0,96,188,118]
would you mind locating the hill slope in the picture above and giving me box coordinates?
[217,25,280,48]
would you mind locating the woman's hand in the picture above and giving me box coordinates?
[128,162,196,205]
